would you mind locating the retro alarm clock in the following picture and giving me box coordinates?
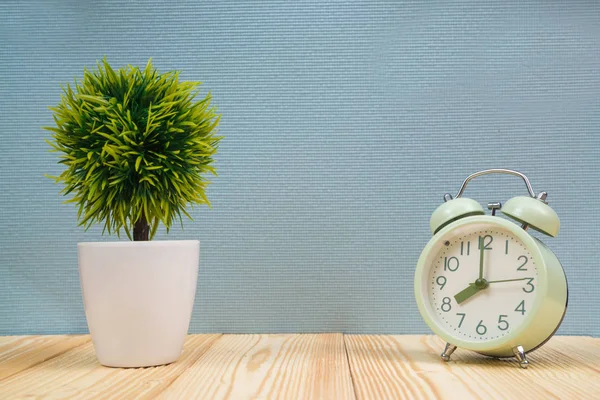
[414,169,567,368]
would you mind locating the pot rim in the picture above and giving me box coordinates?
[78,240,199,248]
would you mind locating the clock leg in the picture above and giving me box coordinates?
[441,343,457,361]
[512,345,529,369]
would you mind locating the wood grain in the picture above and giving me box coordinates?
[0,334,598,399]
[345,335,600,400]
[345,335,470,399]
[159,334,355,400]
[552,335,600,372]
[0,335,90,381]
[0,340,100,398]
[0,334,220,399]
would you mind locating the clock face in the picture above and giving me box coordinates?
[426,222,539,342]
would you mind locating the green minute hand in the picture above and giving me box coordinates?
[453,237,488,305]
[478,237,485,280]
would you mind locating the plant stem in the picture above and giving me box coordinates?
[133,214,150,241]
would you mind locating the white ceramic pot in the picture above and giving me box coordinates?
[78,240,199,368]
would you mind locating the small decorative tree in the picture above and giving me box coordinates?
[45,59,221,240]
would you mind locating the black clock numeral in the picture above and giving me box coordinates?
[441,297,452,312]
[460,241,470,256]
[523,278,535,293]
[497,315,509,331]
[436,276,447,290]
[476,320,487,335]
[505,240,509,255]
[517,255,528,271]
[515,300,526,315]
[456,313,466,328]
[478,235,493,250]
[444,256,459,272]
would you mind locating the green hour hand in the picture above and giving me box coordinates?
[454,283,482,305]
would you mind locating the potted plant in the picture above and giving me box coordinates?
[45,59,221,367]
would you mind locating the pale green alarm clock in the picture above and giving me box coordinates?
[414,169,568,368]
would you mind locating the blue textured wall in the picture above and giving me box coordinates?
[1,1,599,335]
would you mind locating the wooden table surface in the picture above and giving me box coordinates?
[0,334,598,399]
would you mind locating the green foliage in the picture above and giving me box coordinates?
[45,58,222,240]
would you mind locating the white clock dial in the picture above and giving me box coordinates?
[427,223,538,341]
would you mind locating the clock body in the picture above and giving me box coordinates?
[414,215,567,358]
